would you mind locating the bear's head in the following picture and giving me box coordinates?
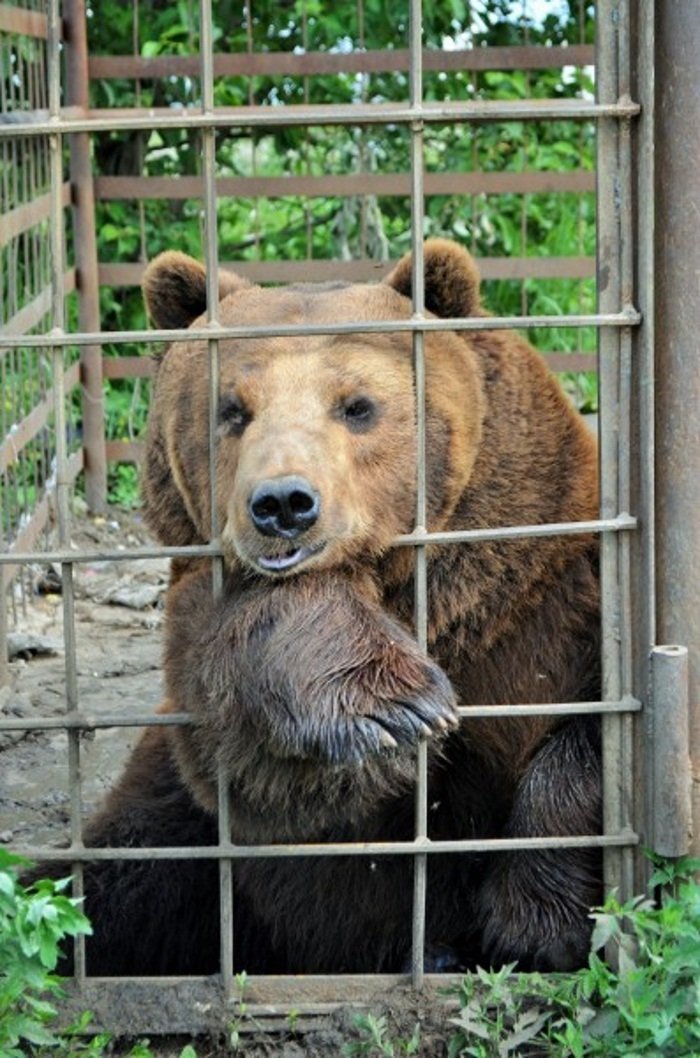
[142,240,486,577]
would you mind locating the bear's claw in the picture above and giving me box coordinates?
[289,658,458,764]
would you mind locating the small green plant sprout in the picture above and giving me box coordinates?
[286,1006,301,1033]
[343,1012,421,1057]
[228,969,252,1051]
[0,849,92,1057]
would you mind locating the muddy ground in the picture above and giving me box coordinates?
[1,506,456,1056]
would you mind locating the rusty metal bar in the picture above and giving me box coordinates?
[0,183,70,244]
[98,256,596,287]
[654,0,700,859]
[0,362,80,473]
[0,98,641,140]
[93,171,597,199]
[1,269,76,338]
[64,0,107,513]
[0,698,642,734]
[0,309,641,351]
[13,831,638,864]
[87,44,595,80]
[98,351,598,384]
[650,645,691,857]
[104,439,144,462]
[101,357,155,379]
[0,4,49,37]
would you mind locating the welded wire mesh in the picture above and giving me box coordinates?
[0,0,653,1033]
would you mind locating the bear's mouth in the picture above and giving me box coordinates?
[257,542,325,574]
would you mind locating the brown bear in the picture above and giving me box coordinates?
[57,240,601,977]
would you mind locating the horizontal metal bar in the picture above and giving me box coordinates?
[0,3,49,37]
[394,513,636,546]
[0,514,637,568]
[0,362,80,474]
[0,308,641,351]
[0,98,641,139]
[1,450,83,591]
[102,357,153,379]
[1,269,76,340]
[0,183,70,245]
[95,170,597,202]
[456,697,641,718]
[88,44,595,80]
[101,255,595,289]
[104,439,144,463]
[14,831,638,863]
[0,698,642,734]
[101,351,597,387]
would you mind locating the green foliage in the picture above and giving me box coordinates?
[447,856,700,1058]
[107,463,141,508]
[0,851,199,1057]
[0,849,91,1057]
[80,0,598,481]
[343,1013,421,1057]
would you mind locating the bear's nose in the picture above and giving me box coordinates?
[248,475,320,539]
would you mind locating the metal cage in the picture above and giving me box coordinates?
[0,0,697,1040]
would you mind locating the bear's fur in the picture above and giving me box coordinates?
[55,240,602,976]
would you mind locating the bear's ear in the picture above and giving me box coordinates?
[142,251,250,330]
[383,238,483,319]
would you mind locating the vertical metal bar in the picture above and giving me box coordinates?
[408,0,427,990]
[48,0,85,981]
[654,0,700,860]
[614,0,635,900]
[629,0,656,889]
[199,0,234,996]
[596,0,625,901]
[650,646,691,857]
[64,0,107,514]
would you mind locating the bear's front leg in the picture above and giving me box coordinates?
[165,567,458,781]
[477,715,601,971]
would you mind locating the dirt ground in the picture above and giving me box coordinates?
[1,505,455,1056]
[1,506,167,850]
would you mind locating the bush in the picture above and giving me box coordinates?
[448,855,700,1058]
[0,849,91,1056]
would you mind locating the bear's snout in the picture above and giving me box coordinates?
[248,475,320,539]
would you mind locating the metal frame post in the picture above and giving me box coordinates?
[64,0,107,513]
[654,2,700,858]
[628,0,658,887]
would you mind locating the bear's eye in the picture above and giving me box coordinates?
[218,395,251,436]
[339,396,377,432]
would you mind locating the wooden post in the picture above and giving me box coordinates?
[64,0,107,512]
